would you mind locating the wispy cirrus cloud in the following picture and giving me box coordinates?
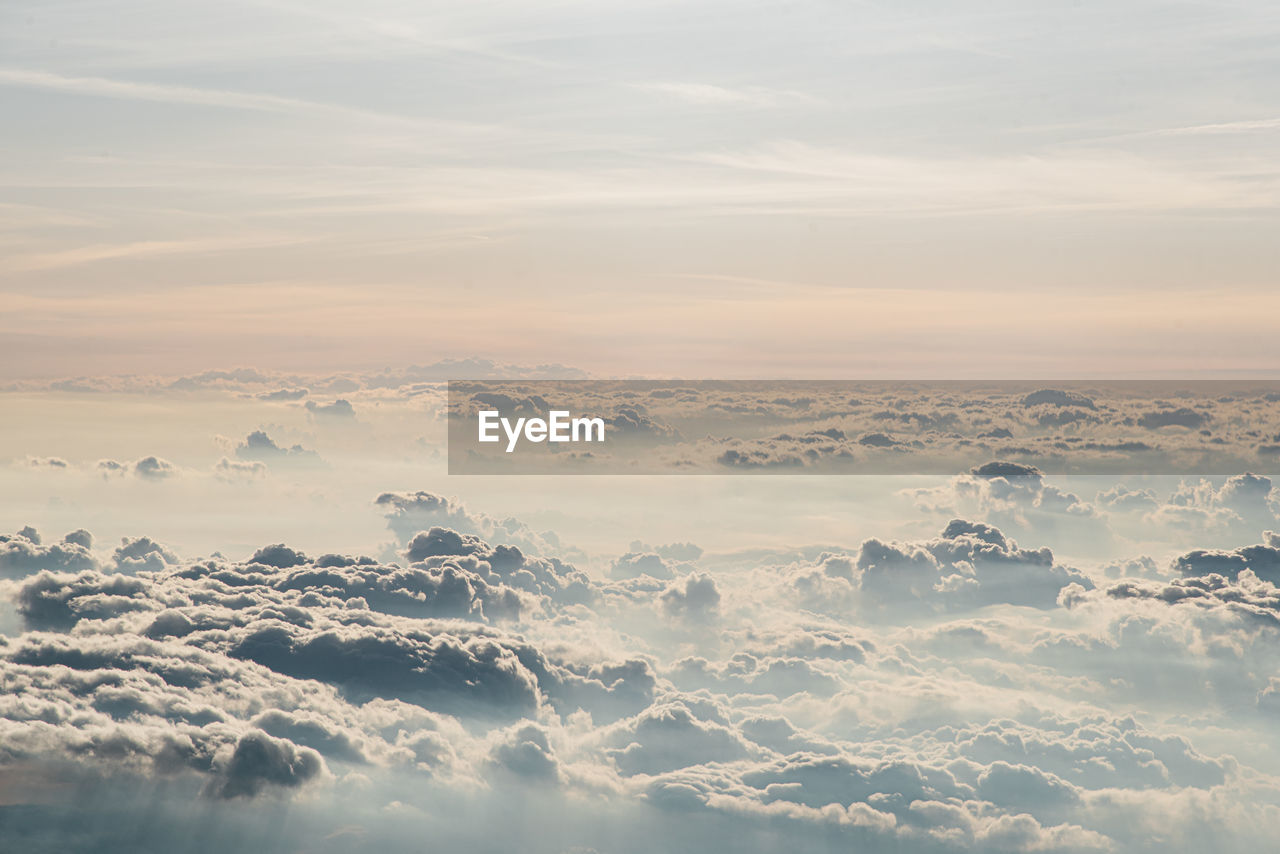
[1154,117,1280,135]
[0,67,583,144]
[632,81,819,108]
[2,234,317,273]
[0,67,369,117]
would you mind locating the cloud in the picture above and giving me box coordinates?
[1,528,98,579]
[214,730,326,798]
[1,476,1278,854]
[114,536,180,573]
[234,430,322,464]
[402,526,593,606]
[0,630,337,797]
[632,81,818,108]
[17,571,150,629]
[973,462,1044,479]
[214,456,267,479]
[376,491,569,559]
[442,382,1280,477]
[0,67,476,133]
[659,573,721,621]
[306,398,356,418]
[1022,390,1097,410]
[841,520,1091,614]
[169,368,278,390]
[24,456,69,469]
[133,456,178,479]
[97,458,128,476]
[612,551,676,581]
[251,709,369,764]
[94,456,182,480]
[257,388,309,401]
[1137,408,1209,430]
[1172,539,1280,586]
[604,702,761,776]
[364,359,587,388]
[488,723,563,783]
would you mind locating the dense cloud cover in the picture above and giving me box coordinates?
[5,369,1280,851]
[444,381,1280,475]
[7,369,1280,850]
[3,474,1280,854]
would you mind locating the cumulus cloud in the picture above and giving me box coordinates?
[134,456,178,479]
[612,551,676,580]
[488,723,563,782]
[446,381,1280,477]
[2,464,1280,854]
[376,490,569,559]
[214,456,267,479]
[306,398,356,418]
[1137,407,1209,430]
[214,730,327,798]
[25,456,69,469]
[114,536,180,573]
[97,458,128,476]
[93,456,182,480]
[1,527,98,579]
[752,519,1091,620]
[1022,389,1097,410]
[234,430,322,464]
[659,573,721,621]
[257,387,308,401]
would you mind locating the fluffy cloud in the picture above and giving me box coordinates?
[659,573,721,620]
[306,398,356,418]
[447,382,1280,476]
[753,519,1091,618]
[95,456,182,480]
[133,456,179,479]
[234,430,322,464]
[1,527,98,579]
[2,475,1280,854]
[376,491,569,559]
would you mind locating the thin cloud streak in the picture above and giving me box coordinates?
[0,67,584,144]
[1156,117,1280,135]
[3,234,318,273]
[632,82,820,108]
[9,143,1275,220]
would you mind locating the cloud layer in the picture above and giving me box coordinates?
[3,475,1280,852]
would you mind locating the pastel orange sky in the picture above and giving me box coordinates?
[3,0,1277,378]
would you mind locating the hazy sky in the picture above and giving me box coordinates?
[3,0,1278,378]
[7,8,1280,849]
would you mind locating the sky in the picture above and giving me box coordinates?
[3,0,1279,378]
[5,3,1280,853]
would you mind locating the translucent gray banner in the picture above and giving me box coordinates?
[447,380,1280,475]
